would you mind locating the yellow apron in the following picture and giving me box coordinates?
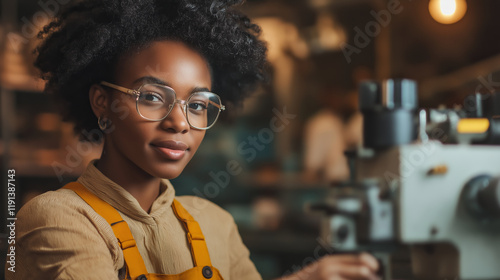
[62,182,224,280]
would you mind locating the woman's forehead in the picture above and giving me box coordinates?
[114,41,212,90]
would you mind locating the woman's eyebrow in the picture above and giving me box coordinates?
[134,76,211,93]
[133,76,170,86]
[191,87,211,93]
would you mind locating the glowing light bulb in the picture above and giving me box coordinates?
[440,0,456,16]
[429,0,467,24]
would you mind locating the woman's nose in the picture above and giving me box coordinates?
[159,102,190,133]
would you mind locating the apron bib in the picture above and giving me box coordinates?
[63,182,224,280]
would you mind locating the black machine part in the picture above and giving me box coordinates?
[360,79,418,150]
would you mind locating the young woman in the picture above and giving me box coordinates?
[7,0,380,279]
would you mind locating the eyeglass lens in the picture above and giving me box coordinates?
[136,84,221,128]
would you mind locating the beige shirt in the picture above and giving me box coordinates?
[6,161,261,280]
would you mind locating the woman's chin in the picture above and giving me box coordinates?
[150,168,184,180]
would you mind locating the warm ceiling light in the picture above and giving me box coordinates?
[429,0,467,24]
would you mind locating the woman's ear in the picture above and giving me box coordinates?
[89,84,109,118]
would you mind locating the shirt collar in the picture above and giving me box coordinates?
[77,159,176,224]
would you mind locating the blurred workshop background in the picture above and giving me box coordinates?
[1,0,500,279]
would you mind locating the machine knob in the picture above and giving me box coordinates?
[464,175,500,218]
[477,177,500,217]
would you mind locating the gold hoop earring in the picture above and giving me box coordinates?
[98,116,109,131]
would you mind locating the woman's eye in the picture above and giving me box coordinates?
[188,102,207,111]
[142,92,164,103]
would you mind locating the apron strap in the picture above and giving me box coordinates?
[62,182,149,280]
[171,199,212,267]
[63,182,214,278]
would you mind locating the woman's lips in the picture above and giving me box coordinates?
[151,140,189,160]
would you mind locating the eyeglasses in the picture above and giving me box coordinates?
[100,81,225,130]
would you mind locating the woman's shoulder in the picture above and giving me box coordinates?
[12,187,124,278]
[16,187,99,229]
[19,187,87,212]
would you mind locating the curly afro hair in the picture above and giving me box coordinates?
[34,0,268,141]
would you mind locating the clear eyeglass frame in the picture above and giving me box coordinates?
[100,81,226,130]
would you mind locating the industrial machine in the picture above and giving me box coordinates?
[311,79,500,280]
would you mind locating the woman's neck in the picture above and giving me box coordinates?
[95,148,161,214]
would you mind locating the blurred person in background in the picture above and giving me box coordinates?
[303,65,372,183]
[303,85,350,183]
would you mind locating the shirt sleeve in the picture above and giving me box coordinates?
[228,220,262,280]
[5,191,122,280]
